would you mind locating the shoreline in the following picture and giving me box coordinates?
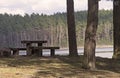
[60,45,113,50]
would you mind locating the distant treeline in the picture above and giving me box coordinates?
[0,10,113,48]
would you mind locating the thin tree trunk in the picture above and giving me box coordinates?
[67,0,78,56]
[113,0,120,59]
[83,0,98,70]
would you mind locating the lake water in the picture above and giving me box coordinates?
[19,47,113,58]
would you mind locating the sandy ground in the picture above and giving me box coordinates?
[0,56,120,78]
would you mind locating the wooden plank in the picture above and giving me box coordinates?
[9,47,26,56]
[21,40,47,44]
[31,48,42,56]
[26,43,32,56]
[9,48,26,50]
[30,46,60,49]
[21,40,47,56]
[50,49,55,56]
[12,49,19,56]
[30,46,60,56]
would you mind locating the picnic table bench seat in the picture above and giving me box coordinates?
[30,46,60,56]
[9,47,26,56]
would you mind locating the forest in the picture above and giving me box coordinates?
[0,9,113,48]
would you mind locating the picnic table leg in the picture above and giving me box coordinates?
[31,49,42,56]
[38,43,43,56]
[26,43,32,56]
[38,49,42,56]
[38,43,42,46]
[13,49,19,56]
[31,49,36,55]
[50,49,55,56]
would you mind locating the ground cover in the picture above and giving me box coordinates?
[0,56,120,78]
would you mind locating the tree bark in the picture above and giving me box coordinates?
[83,0,98,70]
[113,0,120,59]
[67,0,78,56]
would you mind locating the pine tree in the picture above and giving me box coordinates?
[83,0,99,70]
[67,0,78,56]
[113,0,120,59]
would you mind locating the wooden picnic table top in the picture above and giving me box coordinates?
[9,47,26,50]
[21,40,47,44]
[30,46,60,49]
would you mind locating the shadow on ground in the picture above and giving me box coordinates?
[96,57,120,73]
[0,56,120,78]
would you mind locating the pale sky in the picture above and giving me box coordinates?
[0,0,113,16]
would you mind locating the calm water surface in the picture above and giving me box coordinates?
[19,47,113,58]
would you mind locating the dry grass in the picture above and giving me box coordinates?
[0,56,120,78]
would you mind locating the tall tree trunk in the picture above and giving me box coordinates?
[83,0,98,70]
[67,0,78,56]
[113,0,120,59]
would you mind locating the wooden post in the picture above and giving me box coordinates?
[38,43,42,46]
[26,43,32,56]
[51,49,55,56]
[13,49,19,56]
[38,48,42,56]
[38,43,43,56]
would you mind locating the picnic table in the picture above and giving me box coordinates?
[21,40,47,56]
[9,40,60,57]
